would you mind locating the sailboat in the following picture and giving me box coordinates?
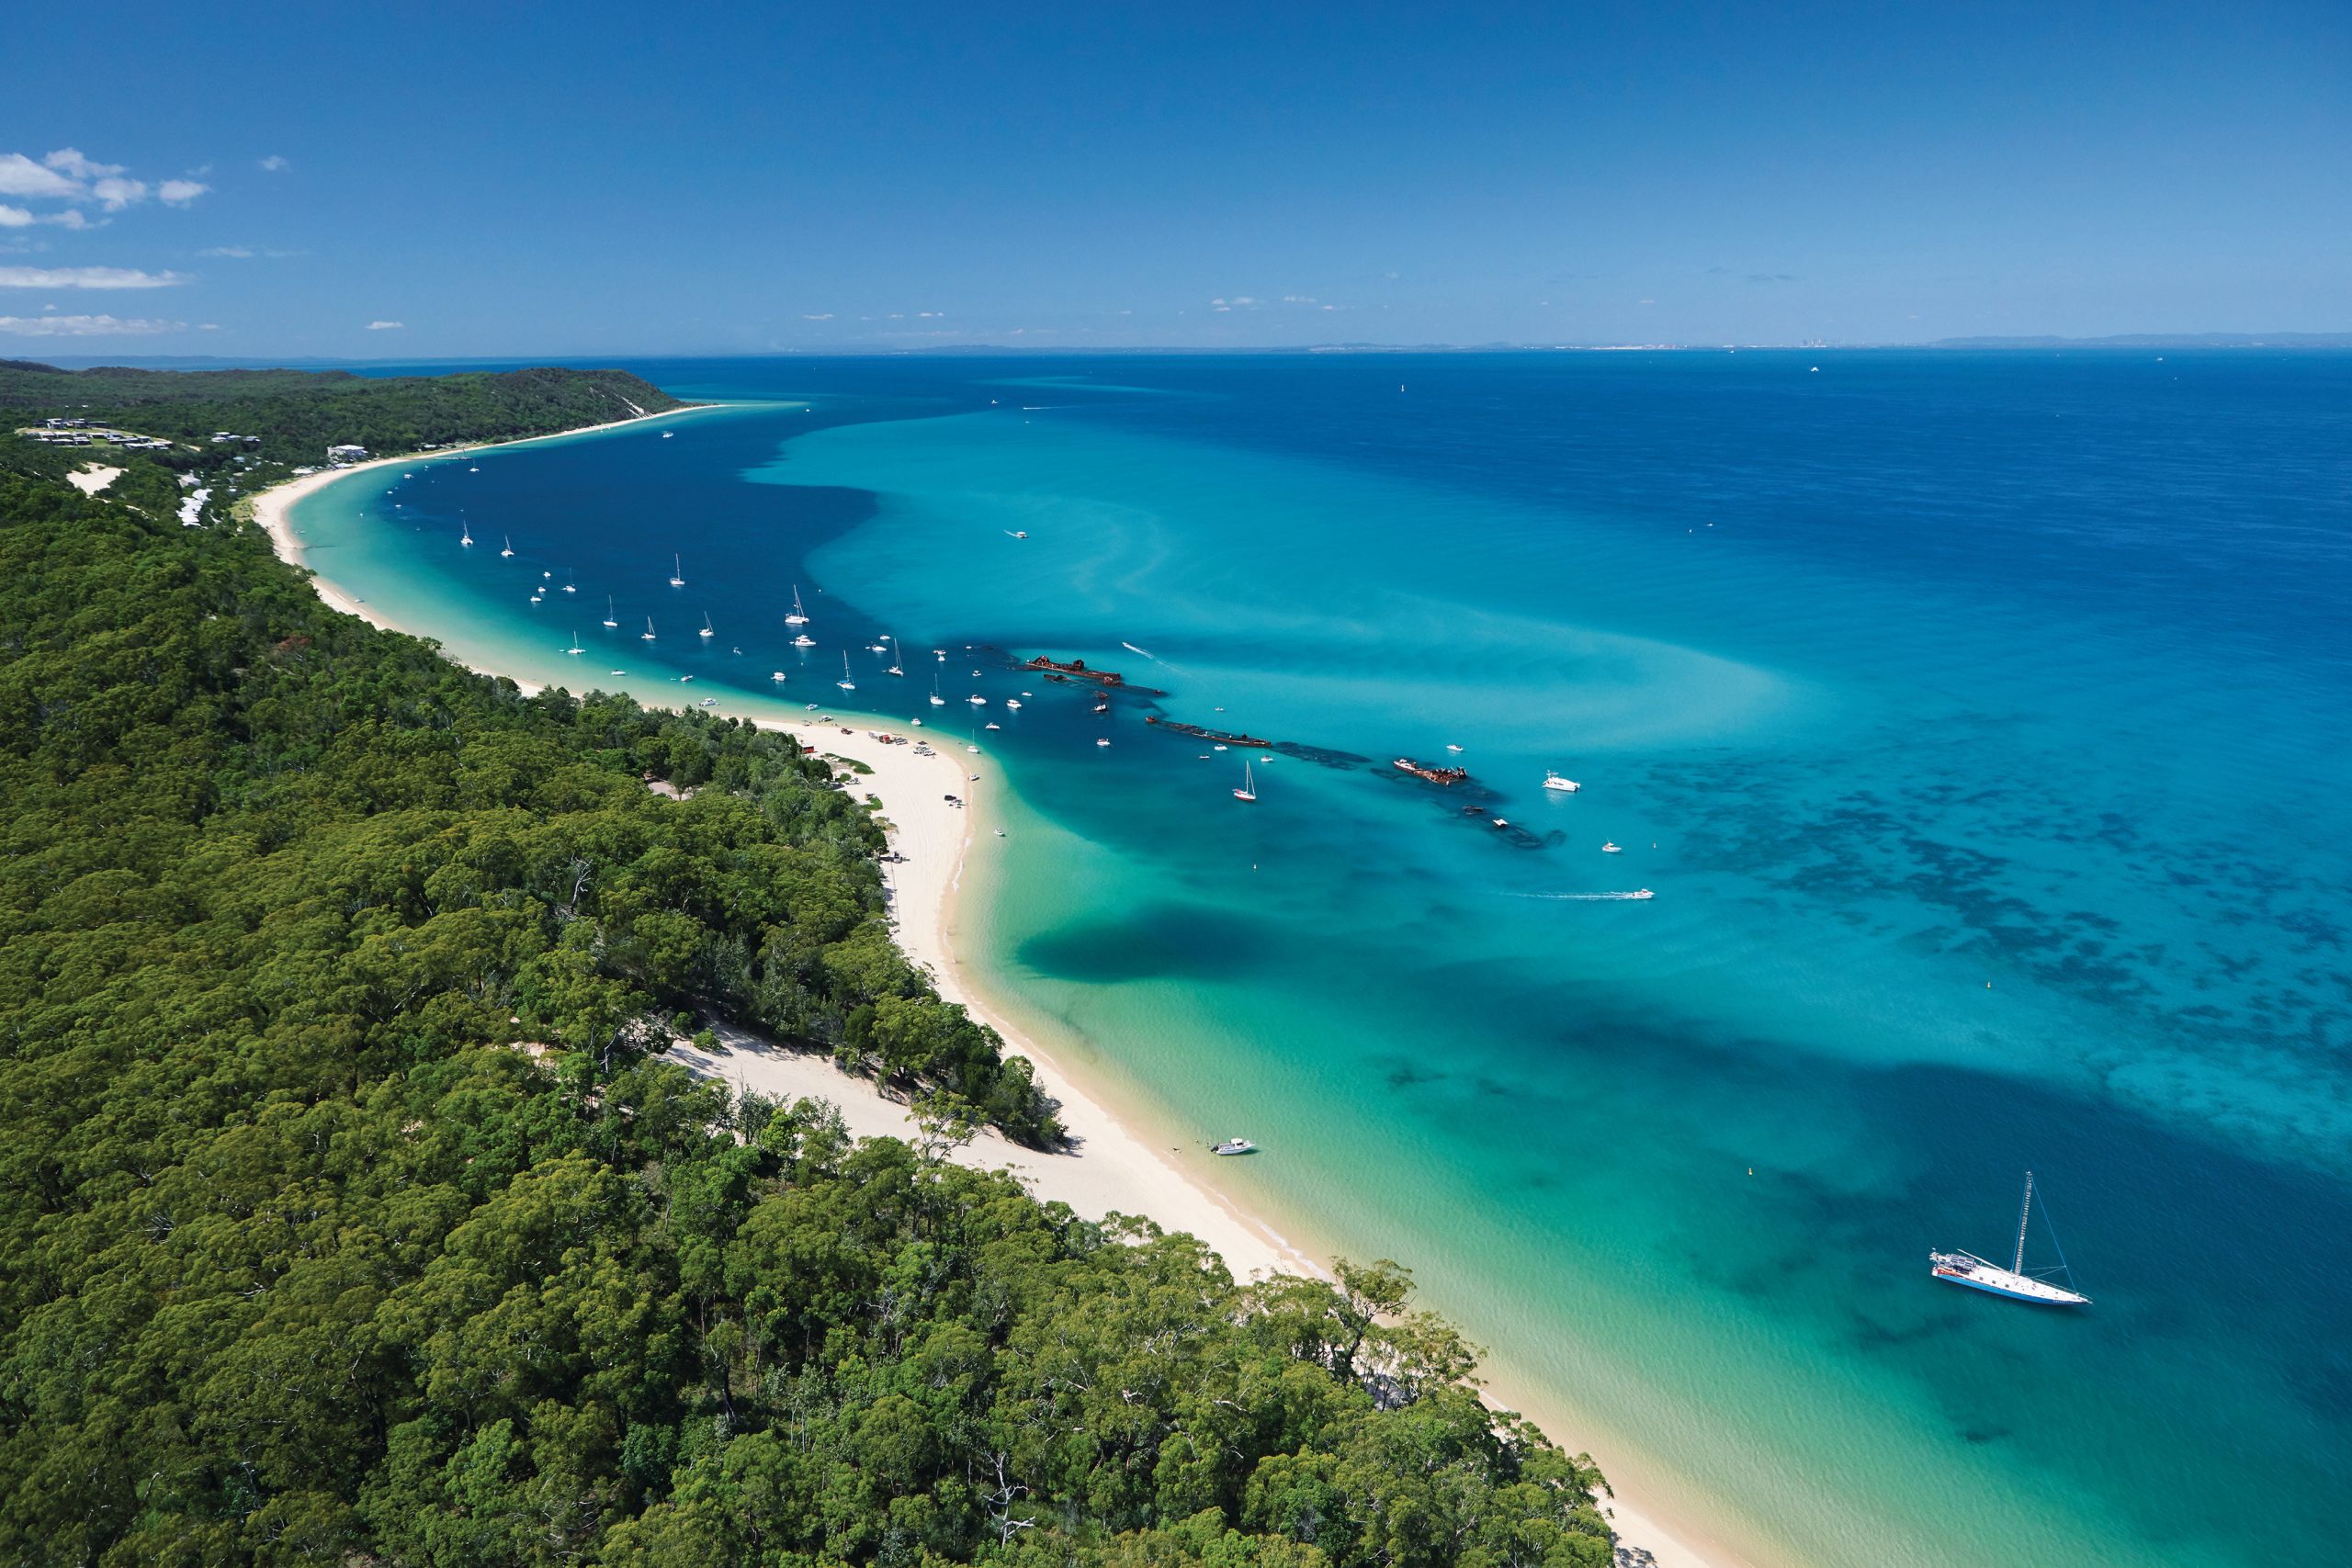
[885,636,904,676]
[562,570,577,594]
[929,676,946,707]
[699,613,715,640]
[1930,1171,2090,1306]
[669,554,685,588]
[602,595,619,629]
[785,586,810,626]
[500,535,514,558]
[566,631,584,655]
[837,653,856,692]
[641,617,657,642]
[1234,761,1258,803]
[459,525,473,547]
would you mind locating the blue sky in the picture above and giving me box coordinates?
[6,0,2347,356]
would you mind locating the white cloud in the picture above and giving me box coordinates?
[1281,294,1317,304]
[89,176,149,211]
[801,312,834,321]
[199,245,255,258]
[366,320,404,330]
[0,202,94,231]
[0,265,188,289]
[0,150,208,220]
[260,154,289,172]
[44,149,125,180]
[0,153,81,199]
[0,312,187,336]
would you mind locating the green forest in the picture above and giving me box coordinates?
[3,361,685,469]
[0,367,1615,1568]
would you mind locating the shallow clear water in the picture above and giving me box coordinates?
[299,352,2352,1568]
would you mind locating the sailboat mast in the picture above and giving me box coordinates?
[2015,1170,2036,1273]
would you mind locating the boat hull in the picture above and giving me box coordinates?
[1929,1254,2089,1306]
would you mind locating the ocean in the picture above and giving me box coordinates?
[292,351,2352,1568]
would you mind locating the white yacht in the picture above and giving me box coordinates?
[1601,841,1623,853]
[1931,1172,2091,1307]
[603,595,619,629]
[1234,761,1257,803]
[1543,772,1581,793]
[500,535,514,558]
[1209,1138,1257,1156]
[699,614,715,640]
[669,553,685,588]
[460,525,473,547]
[641,617,657,642]
[785,586,809,626]
[837,654,856,691]
[792,633,816,648]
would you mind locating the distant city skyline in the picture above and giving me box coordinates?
[7,0,2348,357]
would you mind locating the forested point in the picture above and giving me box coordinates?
[2,361,685,470]
[0,368,1615,1568]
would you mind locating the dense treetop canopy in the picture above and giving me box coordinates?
[0,370,1612,1568]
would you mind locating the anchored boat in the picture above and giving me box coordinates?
[1931,1170,2090,1306]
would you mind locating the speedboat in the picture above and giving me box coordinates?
[1601,841,1623,853]
[1209,1138,1257,1156]
[985,721,1001,730]
[1445,744,1464,753]
[1543,772,1581,793]
[1095,738,1111,748]
[1492,818,1510,829]
[968,694,988,705]
[792,634,816,648]
[1628,888,1655,899]
[771,671,787,682]
[1005,699,1023,709]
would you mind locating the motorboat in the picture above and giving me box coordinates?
[1209,1138,1257,1156]
[1543,772,1581,793]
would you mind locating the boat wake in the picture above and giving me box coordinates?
[1507,890,1656,901]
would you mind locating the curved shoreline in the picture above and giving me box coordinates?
[249,415,1733,1568]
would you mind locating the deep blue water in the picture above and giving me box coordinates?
[309,351,2352,1567]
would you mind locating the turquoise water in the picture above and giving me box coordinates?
[296,354,2352,1568]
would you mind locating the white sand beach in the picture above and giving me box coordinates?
[246,437,1729,1568]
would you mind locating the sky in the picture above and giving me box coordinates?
[6,0,2348,357]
